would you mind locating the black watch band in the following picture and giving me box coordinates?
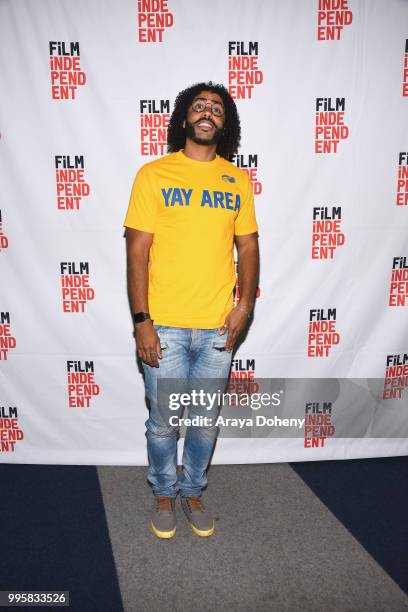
[133,312,151,324]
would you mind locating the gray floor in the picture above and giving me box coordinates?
[97,464,408,612]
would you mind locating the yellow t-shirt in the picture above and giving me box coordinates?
[124,150,258,328]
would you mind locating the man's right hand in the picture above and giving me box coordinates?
[134,320,162,367]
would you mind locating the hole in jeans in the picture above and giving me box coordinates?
[212,341,226,352]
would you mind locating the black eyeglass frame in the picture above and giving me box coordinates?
[190,97,225,117]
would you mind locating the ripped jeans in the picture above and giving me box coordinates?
[142,325,233,498]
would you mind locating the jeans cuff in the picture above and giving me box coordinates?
[154,493,177,498]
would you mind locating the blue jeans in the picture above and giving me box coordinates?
[142,326,233,498]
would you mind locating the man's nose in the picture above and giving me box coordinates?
[201,102,214,117]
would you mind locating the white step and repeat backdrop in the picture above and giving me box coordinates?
[1,0,408,464]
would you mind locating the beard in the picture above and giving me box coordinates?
[185,120,223,146]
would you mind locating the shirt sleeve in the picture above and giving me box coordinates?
[234,174,259,236]
[123,166,158,233]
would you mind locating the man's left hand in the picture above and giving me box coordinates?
[218,304,251,352]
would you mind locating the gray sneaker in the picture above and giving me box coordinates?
[181,496,215,537]
[151,496,176,539]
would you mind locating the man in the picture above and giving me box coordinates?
[124,81,259,539]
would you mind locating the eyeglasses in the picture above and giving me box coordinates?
[190,98,225,117]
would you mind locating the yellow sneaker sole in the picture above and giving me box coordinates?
[189,521,215,537]
[150,521,176,539]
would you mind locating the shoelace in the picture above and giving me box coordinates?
[186,496,204,511]
[156,496,173,511]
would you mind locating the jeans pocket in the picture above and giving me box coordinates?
[154,325,168,350]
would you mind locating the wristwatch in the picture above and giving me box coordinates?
[133,312,151,324]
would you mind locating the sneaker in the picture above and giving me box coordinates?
[150,496,176,539]
[181,496,215,537]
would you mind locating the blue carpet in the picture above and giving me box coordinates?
[290,456,408,595]
[0,465,123,612]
